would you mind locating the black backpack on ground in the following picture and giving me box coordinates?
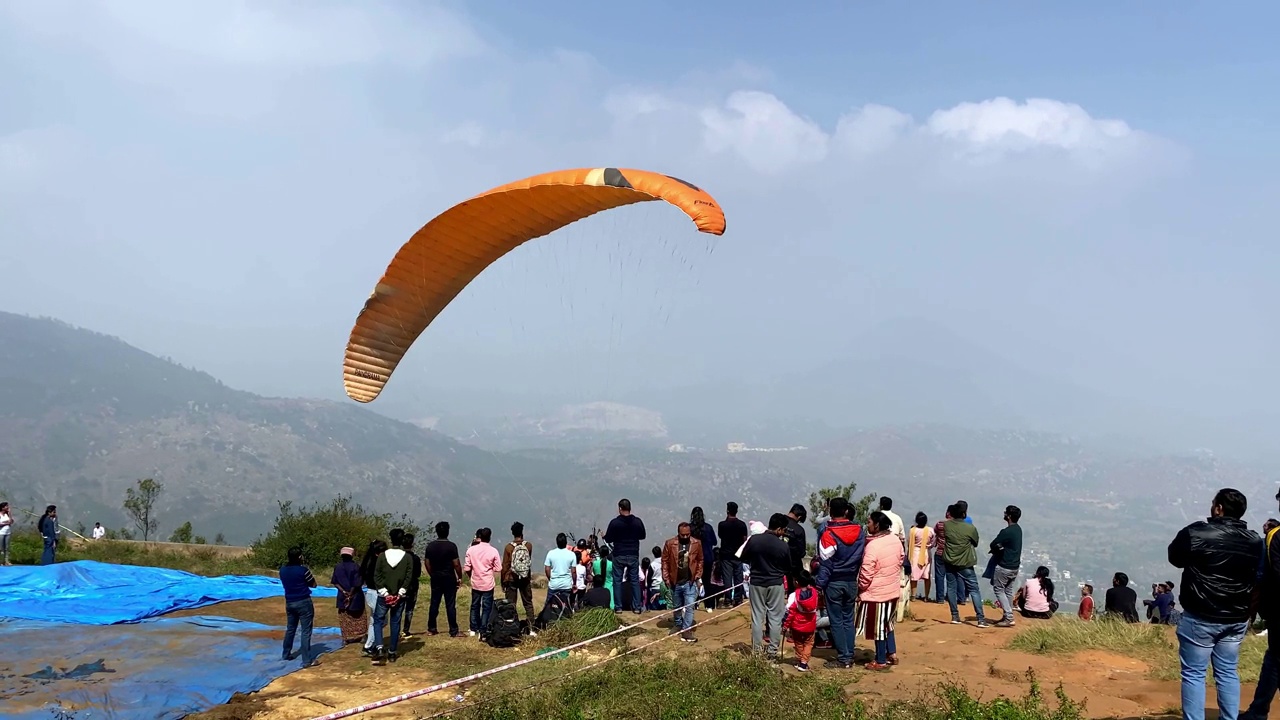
[534,593,575,631]
[486,600,523,648]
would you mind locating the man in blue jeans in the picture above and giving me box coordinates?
[604,498,647,615]
[1242,491,1280,720]
[941,503,989,628]
[662,522,703,643]
[815,497,866,668]
[279,546,318,667]
[1170,488,1262,720]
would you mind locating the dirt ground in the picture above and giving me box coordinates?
[180,593,1267,720]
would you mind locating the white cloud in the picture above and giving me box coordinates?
[699,91,829,173]
[925,97,1132,152]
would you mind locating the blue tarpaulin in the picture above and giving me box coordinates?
[0,615,342,720]
[0,561,337,624]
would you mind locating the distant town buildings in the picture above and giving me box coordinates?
[725,442,808,453]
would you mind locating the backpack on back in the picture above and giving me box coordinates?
[486,599,523,648]
[510,542,532,580]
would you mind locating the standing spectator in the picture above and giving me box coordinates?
[372,529,414,663]
[1170,488,1262,720]
[878,497,905,546]
[1078,584,1095,621]
[690,507,717,611]
[0,502,12,566]
[603,499,647,615]
[359,540,388,656]
[815,496,865,669]
[501,522,537,635]
[942,503,989,627]
[91,522,105,541]
[423,522,463,638]
[464,527,502,639]
[784,503,808,588]
[401,533,422,639]
[331,546,367,645]
[662,521,703,642]
[990,505,1024,628]
[932,508,949,603]
[544,532,577,607]
[1242,491,1280,720]
[38,505,59,565]
[742,513,792,660]
[718,502,749,606]
[784,571,820,672]
[1104,572,1141,623]
[908,512,934,600]
[858,511,906,671]
[279,546,318,667]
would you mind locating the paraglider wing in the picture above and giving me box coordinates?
[342,167,726,403]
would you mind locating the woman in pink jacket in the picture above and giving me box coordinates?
[857,511,906,670]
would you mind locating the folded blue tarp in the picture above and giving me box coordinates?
[0,560,337,624]
[1,615,342,720]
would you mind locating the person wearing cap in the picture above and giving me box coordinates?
[331,546,366,644]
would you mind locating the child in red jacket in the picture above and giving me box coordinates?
[783,571,820,671]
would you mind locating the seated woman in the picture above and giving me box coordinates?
[1015,566,1059,619]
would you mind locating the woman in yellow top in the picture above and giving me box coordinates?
[908,513,935,600]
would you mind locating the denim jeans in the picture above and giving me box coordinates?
[825,579,858,665]
[875,630,898,664]
[470,589,494,633]
[991,566,1019,622]
[1178,611,1247,720]
[719,557,745,605]
[373,596,406,655]
[749,583,786,658]
[283,598,315,664]
[945,564,986,623]
[0,533,10,564]
[672,581,698,634]
[363,589,378,649]
[612,557,643,611]
[932,556,947,602]
[1243,627,1280,720]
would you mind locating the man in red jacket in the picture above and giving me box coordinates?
[815,497,865,669]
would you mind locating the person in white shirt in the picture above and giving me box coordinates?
[0,502,13,565]
[92,522,106,541]
[878,497,906,546]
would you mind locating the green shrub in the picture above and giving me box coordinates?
[250,496,422,570]
[537,607,624,646]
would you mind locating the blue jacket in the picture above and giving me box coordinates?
[814,519,866,589]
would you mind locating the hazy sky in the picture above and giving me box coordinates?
[2,2,1277,448]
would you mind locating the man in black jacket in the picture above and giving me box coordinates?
[784,503,808,588]
[604,498,647,615]
[1169,488,1263,720]
[717,502,749,607]
[1241,487,1280,720]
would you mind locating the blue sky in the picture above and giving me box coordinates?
[1,1,1277,455]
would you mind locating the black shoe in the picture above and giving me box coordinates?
[389,652,398,663]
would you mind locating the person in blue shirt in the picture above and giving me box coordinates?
[279,546,318,667]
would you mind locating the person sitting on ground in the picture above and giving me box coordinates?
[584,571,614,609]
[1104,572,1141,623]
[1078,584,1095,621]
[1145,582,1176,625]
[1015,566,1058,619]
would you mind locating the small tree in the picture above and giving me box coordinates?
[213,532,227,546]
[169,521,194,544]
[123,478,164,541]
[251,496,422,569]
[807,483,878,530]
[194,535,208,545]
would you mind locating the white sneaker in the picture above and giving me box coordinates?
[1260,629,1269,637]
[468,631,476,638]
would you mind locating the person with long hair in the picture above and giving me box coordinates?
[0,502,13,566]
[331,546,367,644]
[359,539,388,655]
[1015,566,1058,619]
[690,506,718,611]
[38,505,59,565]
[908,512,934,600]
[592,545,614,609]
[857,511,905,671]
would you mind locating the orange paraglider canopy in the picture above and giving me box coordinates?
[342,167,726,403]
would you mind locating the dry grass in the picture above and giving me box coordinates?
[1008,616,1266,682]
